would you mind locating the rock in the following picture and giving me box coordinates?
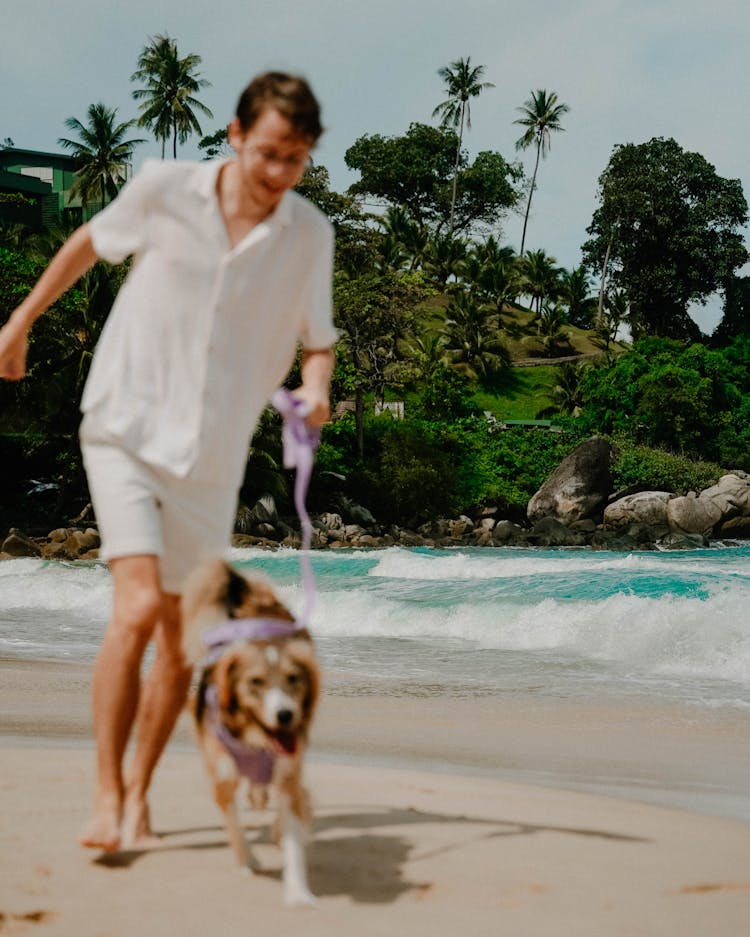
[569,518,597,533]
[351,534,381,548]
[527,437,614,525]
[591,529,641,551]
[1,529,42,558]
[660,531,708,550]
[319,512,344,532]
[335,496,377,528]
[527,516,587,547]
[491,520,526,545]
[625,523,661,546]
[48,527,73,543]
[716,516,750,539]
[344,524,366,540]
[604,491,673,529]
[698,473,750,516]
[41,541,75,560]
[666,492,724,536]
[448,515,473,538]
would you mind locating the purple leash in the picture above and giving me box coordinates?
[270,387,320,628]
[199,388,321,782]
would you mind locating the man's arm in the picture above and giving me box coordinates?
[295,347,335,428]
[0,224,98,380]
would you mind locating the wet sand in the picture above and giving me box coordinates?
[1,657,749,936]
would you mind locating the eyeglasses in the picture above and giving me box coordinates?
[242,144,310,172]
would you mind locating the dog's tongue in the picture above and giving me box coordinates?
[272,731,298,756]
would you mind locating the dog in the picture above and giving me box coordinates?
[182,558,321,906]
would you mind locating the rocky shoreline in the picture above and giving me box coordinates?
[3,437,750,562]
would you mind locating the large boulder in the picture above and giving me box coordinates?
[697,474,750,517]
[716,516,750,539]
[527,437,614,526]
[1,529,42,558]
[666,492,725,536]
[604,491,673,530]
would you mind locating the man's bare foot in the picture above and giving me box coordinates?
[78,796,121,852]
[120,796,161,850]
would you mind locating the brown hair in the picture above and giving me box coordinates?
[235,72,323,141]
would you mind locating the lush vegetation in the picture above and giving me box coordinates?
[2,45,749,535]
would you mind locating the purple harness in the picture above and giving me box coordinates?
[202,390,319,784]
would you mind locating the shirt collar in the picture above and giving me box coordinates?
[194,158,294,229]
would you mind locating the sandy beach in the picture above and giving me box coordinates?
[2,657,750,936]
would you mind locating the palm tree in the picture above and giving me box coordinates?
[423,233,468,290]
[517,248,562,318]
[536,301,570,357]
[537,360,587,417]
[440,290,509,378]
[560,265,596,328]
[58,104,144,212]
[432,57,494,236]
[131,33,213,158]
[514,89,570,255]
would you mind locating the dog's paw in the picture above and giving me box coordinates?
[284,885,317,908]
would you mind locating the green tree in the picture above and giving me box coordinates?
[714,275,750,343]
[582,137,748,340]
[58,104,144,212]
[294,163,377,274]
[432,57,495,235]
[131,33,213,158]
[345,123,521,236]
[423,232,468,289]
[514,89,570,255]
[197,127,230,159]
[536,301,570,357]
[516,248,561,316]
[560,265,596,328]
[439,290,509,378]
[538,360,588,417]
[334,270,425,458]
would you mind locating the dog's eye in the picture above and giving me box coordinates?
[286,673,300,687]
[249,676,265,689]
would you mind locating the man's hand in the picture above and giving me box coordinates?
[297,347,334,428]
[0,316,30,381]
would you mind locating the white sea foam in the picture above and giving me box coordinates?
[1,547,749,701]
[0,558,112,616]
[365,546,741,581]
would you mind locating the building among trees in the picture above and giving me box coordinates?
[0,147,128,230]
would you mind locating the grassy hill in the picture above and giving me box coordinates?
[413,297,629,421]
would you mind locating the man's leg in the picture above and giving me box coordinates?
[79,555,163,851]
[121,590,192,849]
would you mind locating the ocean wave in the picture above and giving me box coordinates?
[291,584,750,688]
[366,546,750,583]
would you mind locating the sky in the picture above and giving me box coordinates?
[2,0,748,331]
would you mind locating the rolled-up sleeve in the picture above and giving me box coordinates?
[89,159,160,264]
[299,222,338,350]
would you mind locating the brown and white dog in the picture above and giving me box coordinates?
[182,559,321,906]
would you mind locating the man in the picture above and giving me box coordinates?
[0,72,336,851]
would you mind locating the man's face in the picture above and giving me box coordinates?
[230,108,313,211]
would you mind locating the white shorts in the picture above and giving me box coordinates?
[81,441,238,593]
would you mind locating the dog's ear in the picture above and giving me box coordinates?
[225,566,250,613]
[213,652,240,712]
[230,573,295,622]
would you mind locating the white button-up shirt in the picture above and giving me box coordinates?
[81,158,336,486]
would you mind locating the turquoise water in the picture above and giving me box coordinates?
[1,545,749,710]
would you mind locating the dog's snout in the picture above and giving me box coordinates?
[277,708,294,727]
